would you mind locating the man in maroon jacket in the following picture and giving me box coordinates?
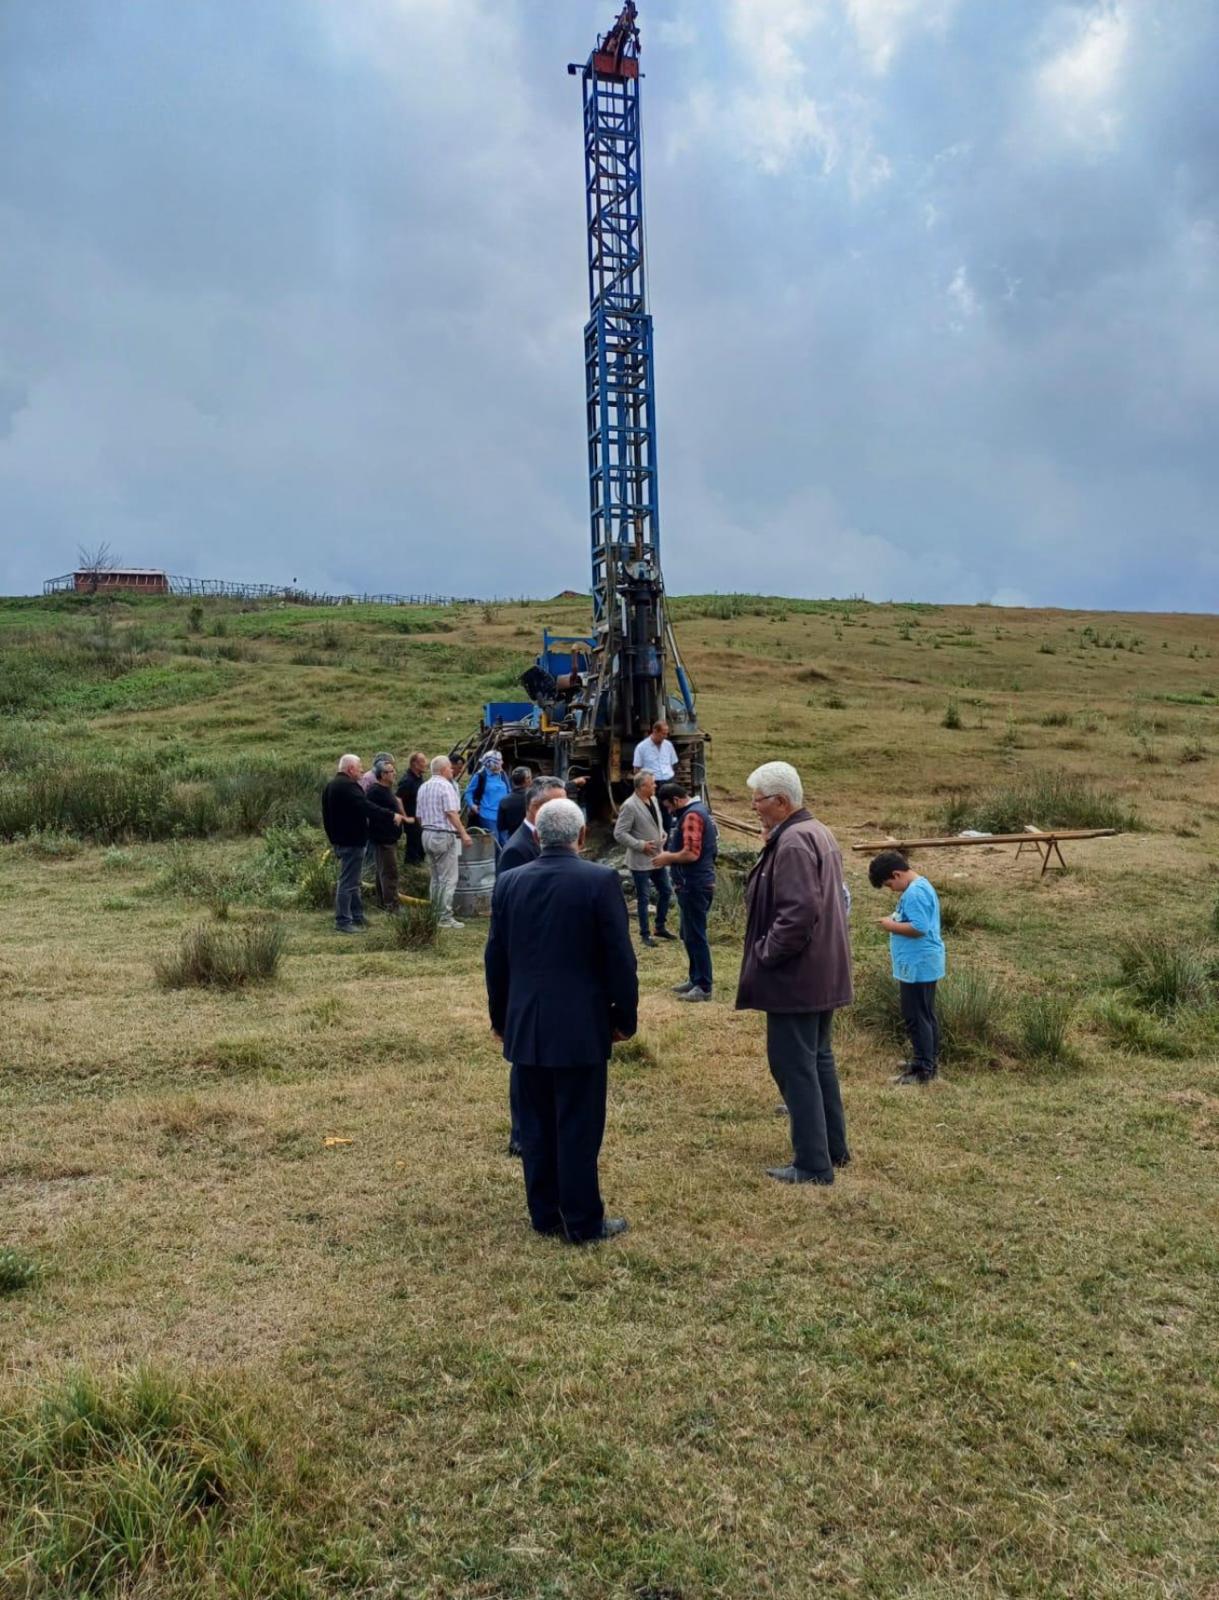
[736,760,853,1185]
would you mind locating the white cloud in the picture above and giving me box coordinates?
[1036,2,1130,154]
[946,263,979,330]
[845,0,960,75]
[723,0,837,174]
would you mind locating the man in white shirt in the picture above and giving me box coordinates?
[416,755,472,929]
[632,720,678,782]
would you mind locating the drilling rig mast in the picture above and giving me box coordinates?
[462,3,706,814]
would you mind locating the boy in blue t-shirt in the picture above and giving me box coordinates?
[868,850,946,1085]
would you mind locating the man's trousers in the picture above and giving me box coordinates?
[373,842,400,910]
[766,1010,849,1180]
[333,845,365,930]
[630,867,672,938]
[515,1061,607,1243]
[899,981,940,1074]
[676,884,714,992]
[422,830,461,922]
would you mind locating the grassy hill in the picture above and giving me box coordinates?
[1,591,1217,1598]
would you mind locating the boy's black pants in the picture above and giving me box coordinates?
[899,981,939,1075]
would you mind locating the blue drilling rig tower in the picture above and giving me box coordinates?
[464,2,706,815]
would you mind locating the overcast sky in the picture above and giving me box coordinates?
[2,1,1216,609]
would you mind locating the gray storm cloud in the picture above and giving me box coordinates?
[1,0,1215,609]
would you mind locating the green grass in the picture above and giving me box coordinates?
[943,769,1140,833]
[1014,992,1077,1065]
[1116,934,1216,1015]
[2,591,1219,1597]
[0,1369,346,1597]
[0,1250,41,1298]
[154,920,286,990]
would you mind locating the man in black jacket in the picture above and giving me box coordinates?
[395,751,428,864]
[322,754,373,933]
[365,755,408,910]
[495,766,533,842]
[496,778,566,877]
[485,798,638,1244]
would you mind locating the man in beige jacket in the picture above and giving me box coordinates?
[613,772,675,948]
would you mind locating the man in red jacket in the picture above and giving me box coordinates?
[736,760,853,1185]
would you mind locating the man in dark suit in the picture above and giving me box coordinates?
[495,765,533,842]
[485,797,638,1244]
[496,778,566,877]
[495,778,566,1157]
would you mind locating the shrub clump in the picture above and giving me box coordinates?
[386,899,440,950]
[1092,997,1194,1059]
[155,920,285,990]
[708,873,747,940]
[942,771,1140,834]
[937,971,1010,1065]
[0,1368,324,1597]
[0,1249,40,1298]
[1116,935,1215,1015]
[1014,992,1077,1066]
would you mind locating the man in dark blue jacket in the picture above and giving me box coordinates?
[495,777,566,1158]
[485,797,638,1244]
[496,777,566,878]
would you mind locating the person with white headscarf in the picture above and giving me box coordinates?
[466,750,512,843]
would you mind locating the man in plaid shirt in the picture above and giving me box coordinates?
[654,779,719,1001]
[416,755,472,929]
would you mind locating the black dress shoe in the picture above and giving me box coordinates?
[896,1069,937,1086]
[654,929,677,941]
[641,935,657,948]
[574,1216,629,1243]
[765,1165,833,1185]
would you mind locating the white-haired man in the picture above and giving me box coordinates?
[321,753,372,933]
[485,798,638,1244]
[736,760,853,1185]
[416,754,472,930]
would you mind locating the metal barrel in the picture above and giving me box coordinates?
[453,832,498,919]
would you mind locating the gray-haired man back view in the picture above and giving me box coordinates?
[485,799,638,1244]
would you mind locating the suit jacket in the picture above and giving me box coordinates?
[485,848,638,1066]
[735,810,854,1015]
[496,822,539,876]
[496,788,529,839]
[613,791,666,872]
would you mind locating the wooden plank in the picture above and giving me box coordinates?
[851,828,1118,852]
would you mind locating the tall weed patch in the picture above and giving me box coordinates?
[0,756,322,843]
[0,1368,329,1597]
[938,971,1010,1065]
[1117,935,1215,1015]
[942,771,1139,834]
[155,921,285,990]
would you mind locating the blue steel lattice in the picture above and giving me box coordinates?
[580,42,661,627]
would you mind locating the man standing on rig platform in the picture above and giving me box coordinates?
[633,720,678,784]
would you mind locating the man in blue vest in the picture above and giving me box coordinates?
[654,780,719,1002]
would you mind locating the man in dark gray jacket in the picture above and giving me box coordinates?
[736,760,853,1185]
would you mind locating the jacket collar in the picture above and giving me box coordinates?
[762,807,812,851]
